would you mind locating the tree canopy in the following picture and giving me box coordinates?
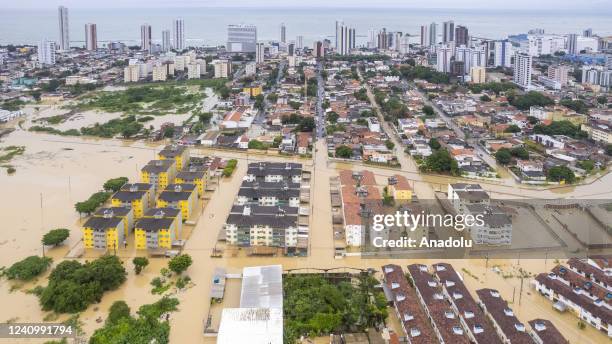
[5,256,52,281]
[42,228,70,246]
[103,177,128,192]
[168,254,192,275]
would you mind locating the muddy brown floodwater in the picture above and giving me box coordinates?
[0,130,610,344]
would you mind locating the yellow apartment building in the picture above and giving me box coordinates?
[93,207,134,237]
[110,190,149,218]
[141,160,177,192]
[82,216,125,250]
[156,184,197,220]
[134,217,175,250]
[158,144,190,170]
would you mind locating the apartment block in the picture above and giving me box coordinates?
[141,159,177,192]
[82,216,125,250]
[476,288,534,343]
[157,183,198,220]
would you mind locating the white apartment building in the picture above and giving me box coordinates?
[335,21,355,55]
[213,59,232,78]
[227,24,257,53]
[162,30,171,52]
[186,63,200,79]
[436,44,453,73]
[256,42,265,63]
[140,23,152,52]
[513,52,533,89]
[470,66,486,84]
[245,61,256,76]
[37,39,56,65]
[494,40,513,68]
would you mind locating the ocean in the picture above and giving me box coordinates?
[1,7,612,47]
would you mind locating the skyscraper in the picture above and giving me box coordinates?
[567,33,578,55]
[162,30,171,52]
[314,41,324,58]
[428,23,437,47]
[84,23,97,51]
[420,25,429,46]
[455,45,471,75]
[38,39,56,65]
[296,35,303,50]
[280,23,286,43]
[227,25,257,53]
[436,45,453,73]
[513,52,533,89]
[57,6,69,51]
[141,24,152,52]
[455,25,469,47]
[443,21,455,43]
[336,21,355,55]
[377,28,388,50]
[494,40,513,67]
[583,28,593,37]
[256,42,265,63]
[173,19,185,51]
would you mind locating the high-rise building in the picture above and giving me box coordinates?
[436,45,453,73]
[377,28,389,50]
[336,21,355,55]
[470,67,486,84]
[256,42,265,63]
[57,6,69,51]
[162,30,171,52]
[606,55,612,69]
[141,24,152,52]
[513,52,533,89]
[583,28,593,37]
[429,23,437,46]
[567,33,578,55]
[84,23,97,51]
[37,39,56,65]
[187,63,201,79]
[367,29,377,49]
[296,35,303,49]
[398,35,410,54]
[227,25,257,53]
[288,43,295,56]
[420,25,429,46]
[494,40,513,68]
[124,65,140,83]
[173,19,185,51]
[280,23,286,43]
[314,41,324,58]
[454,45,471,75]
[213,59,232,78]
[471,46,486,68]
[547,65,570,86]
[455,25,469,47]
[443,21,455,43]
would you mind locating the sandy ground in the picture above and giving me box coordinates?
[0,130,611,344]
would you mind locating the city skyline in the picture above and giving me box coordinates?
[5,1,612,10]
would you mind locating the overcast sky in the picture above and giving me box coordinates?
[6,0,612,10]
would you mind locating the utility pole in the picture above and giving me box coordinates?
[40,193,45,257]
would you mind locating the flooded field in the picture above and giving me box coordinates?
[0,132,610,344]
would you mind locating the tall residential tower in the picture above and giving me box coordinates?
[173,19,185,51]
[57,6,69,50]
[85,23,97,51]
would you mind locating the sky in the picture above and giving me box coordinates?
[4,0,612,11]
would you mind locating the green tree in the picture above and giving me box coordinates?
[132,257,149,275]
[428,138,441,150]
[480,95,491,102]
[495,148,512,165]
[577,160,595,172]
[103,177,128,192]
[42,228,70,246]
[106,301,131,325]
[267,93,278,103]
[511,147,529,160]
[335,145,353,158]
[254,94,265,111]
[597,96,608,105]
[248,140,267,150]
[327,111,339,123]
[504,124,522,133]
[508,91,554,110]
[605,144,612,156]
[422,105,435,117]
[168,254,192,275]
[296,117,315,132]
[422,149,459,175]
[547,166,576,183]
[5,256,52,281]
[385,140,395,150]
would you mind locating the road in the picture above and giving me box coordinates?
[315,61,326,138]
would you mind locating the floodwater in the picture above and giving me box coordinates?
[0,128,611,343]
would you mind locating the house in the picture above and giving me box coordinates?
[516,160,546,181]
[225,212,299,249]
[476,289,533,343]
[134,217,175,250]
[381,265,436,343]
[158,144,190,170]
[82,216,125,250]
[93,207,134,238]
[236,181,300,207]
[388,175,412,201]
[433,263,503,344]
[245,162,302,183]
[528,319,568,344]
[464,204,513,245]
[156,184,198,220]
[200,131,219,146]
[141,159,177,192]
[296,132,310,155]
[447,183,490,214]
[406,264,471,344]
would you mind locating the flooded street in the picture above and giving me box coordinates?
[0,130,610,343]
